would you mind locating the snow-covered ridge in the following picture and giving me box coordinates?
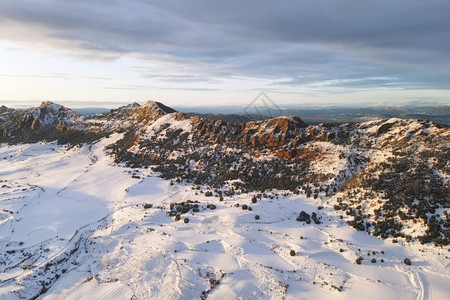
[1,102,449,247]
[106,109,449,247]
[0,100,178,143]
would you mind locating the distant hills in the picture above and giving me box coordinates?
[60,103,450,125]
[180,105,450,125]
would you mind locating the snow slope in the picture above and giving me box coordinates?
[0,138,448,299]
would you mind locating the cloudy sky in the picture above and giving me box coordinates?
[0,0,449,108]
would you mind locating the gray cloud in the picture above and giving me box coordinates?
[0,0,449,91]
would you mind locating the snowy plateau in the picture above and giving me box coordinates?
[0,101,449,299]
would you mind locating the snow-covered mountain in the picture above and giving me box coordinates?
[0,101,449,299]
[1,101,448,245]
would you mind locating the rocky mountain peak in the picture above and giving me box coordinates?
[32,102,77,126]
[124,101,178,125]
[39,101,60,109]
[265,115,308,130]
[0,102,85,142]
[141,100,177,114]
[0,105,10,114]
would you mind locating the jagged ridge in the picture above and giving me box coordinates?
[0,100,449,245]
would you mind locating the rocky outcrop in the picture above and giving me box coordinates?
[129,101,176,124]
[189,115,308,153]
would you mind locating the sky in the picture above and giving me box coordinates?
[0,0,449,109]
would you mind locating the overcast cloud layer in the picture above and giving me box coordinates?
[0,0,449,106]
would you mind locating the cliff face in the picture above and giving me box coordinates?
[189,115,307,152]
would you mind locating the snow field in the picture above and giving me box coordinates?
[0,137,448,299]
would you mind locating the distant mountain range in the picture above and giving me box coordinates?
[67,103,450,125]
[180,105,450,125]
[0,101,449,245]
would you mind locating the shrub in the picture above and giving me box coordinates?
[296,211,310,222]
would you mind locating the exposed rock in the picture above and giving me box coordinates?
[296,211,311,223]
